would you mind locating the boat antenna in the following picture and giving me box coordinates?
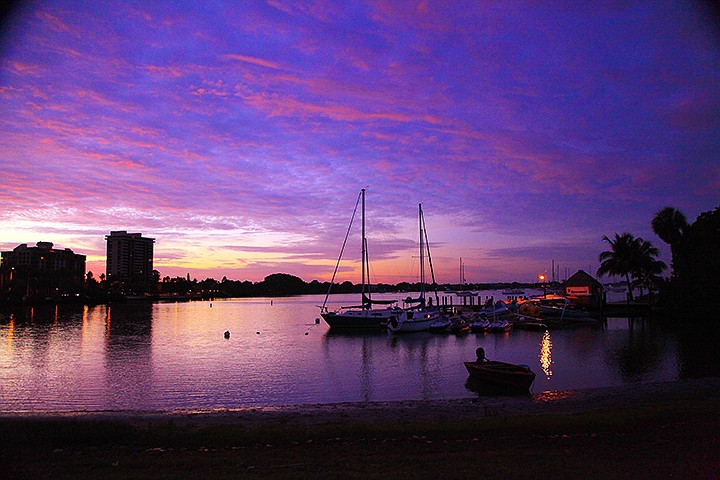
[321,190,363,312]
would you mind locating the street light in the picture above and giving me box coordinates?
[538,273,547,297]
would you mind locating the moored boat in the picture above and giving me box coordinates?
[429,316,452,333]
[513,319,548,331]
[388,203,441,333]
[487,317,511,332]
[464,348,535,393]
[320,189,402,329]
[468,315,490,333]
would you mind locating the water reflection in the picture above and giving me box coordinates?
[102,304,153,409]
[0,294,716,411]
[539,330,553,378]
[602,318,667,382]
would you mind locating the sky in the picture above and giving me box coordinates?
[1,1,718,285]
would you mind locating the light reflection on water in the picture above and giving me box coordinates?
[539,330,553,378]
[0,292,713,412]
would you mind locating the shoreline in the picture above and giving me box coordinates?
[3,376,719,428]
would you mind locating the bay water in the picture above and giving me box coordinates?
[1,291,715,412]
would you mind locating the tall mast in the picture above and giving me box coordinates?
[419,203,424,302]
[361,188,366,306]
[460,257,463,286]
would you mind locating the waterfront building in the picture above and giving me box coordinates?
[563,270,603,308]
[0,242,86,297]
[105,231,155,284]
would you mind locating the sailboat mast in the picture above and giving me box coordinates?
[361,188,366,304]
[460,257,463,286]
[419,203,424,301]
[421,206,439,306]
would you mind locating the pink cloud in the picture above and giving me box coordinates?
[223,53,283,70]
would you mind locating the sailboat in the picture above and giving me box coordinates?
[455,258,478,297]
[388,203,441,333]
[320,189,402,329]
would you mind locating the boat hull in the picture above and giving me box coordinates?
[321,309,400,329]
[429,318,452,333]
[464,361,535,393]
[388,310,439,333]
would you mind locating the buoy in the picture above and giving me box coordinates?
[305,332,309,335]
[315,318,320,324]
[224,331,230,339]
[256,331,260,335]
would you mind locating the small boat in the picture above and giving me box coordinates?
[450,317,470,334]
[429,316,452,333]
[455,291,478,297]
[479,300,511,317]
[487,317,511,332]
[502,288,525,295]
[464,348,535,393]
[468,315,489,333]
[513,320,548,331]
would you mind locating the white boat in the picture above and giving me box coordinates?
[502,288,525,295]
[320,189,402,329]
[388,203,441,333]
[479,300,511,317]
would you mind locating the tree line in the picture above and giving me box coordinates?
[598,205,719,313]
[2,205,717,311]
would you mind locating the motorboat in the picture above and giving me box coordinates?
[464,348,535,394]
[468,314,489,333]
[487,317,511,332]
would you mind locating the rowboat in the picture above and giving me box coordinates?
[464,348,535,393]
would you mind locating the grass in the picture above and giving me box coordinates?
[2,397,719,479]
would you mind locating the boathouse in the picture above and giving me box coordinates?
[562,270,603,309]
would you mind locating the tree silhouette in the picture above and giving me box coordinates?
[598,233,665,302]
[651,206,687,277]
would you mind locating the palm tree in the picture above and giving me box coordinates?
[597,233,666,302]
[632,237,667,299]
[598,233,638,301]
[651,207,687,275]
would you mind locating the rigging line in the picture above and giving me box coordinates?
[321,190,363,311]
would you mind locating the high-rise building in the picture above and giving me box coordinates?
[105,231,155,282]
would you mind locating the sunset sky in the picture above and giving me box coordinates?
[1,1,718,285]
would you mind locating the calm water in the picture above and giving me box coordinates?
[1,292,717,412]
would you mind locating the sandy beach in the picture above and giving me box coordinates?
[3,377,719,479]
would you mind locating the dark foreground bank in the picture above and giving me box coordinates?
[2,378,719,479]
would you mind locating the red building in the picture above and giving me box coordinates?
[562,270,603,309]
